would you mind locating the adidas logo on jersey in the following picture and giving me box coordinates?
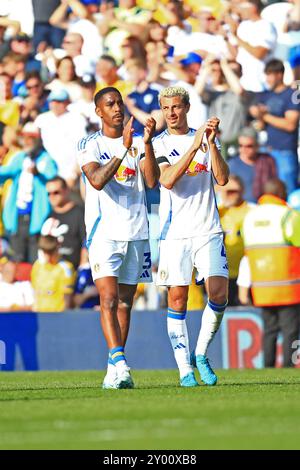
[100,152,110,160]
[140,270,150,279]
[169,149,180,157]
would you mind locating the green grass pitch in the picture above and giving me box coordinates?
[0,369,300,450]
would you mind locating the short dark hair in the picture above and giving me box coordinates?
[94,87,122,106]
[25,70,42,83]
[47,176,68,189]
[38,235,59,255]
[98,54,117,67]
[265,59,285,75]
[248,0,264,13]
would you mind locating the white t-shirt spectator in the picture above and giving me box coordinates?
[0,281,34,310]
[173,31,229,59]
[237,19,277,92]
[35,110,87,182]
[68,19,103,63]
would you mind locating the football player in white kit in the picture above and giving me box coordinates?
[154,86,229,387]
[77,87,159,389]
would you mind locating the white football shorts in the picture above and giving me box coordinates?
[89,239,152,284]
[157,232,229,286]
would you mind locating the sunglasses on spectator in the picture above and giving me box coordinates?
[47,190,62,196]
[63,40,75,45]
[239,144,255,148]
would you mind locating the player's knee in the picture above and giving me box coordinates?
[208,291,227,307]
[101,294,119,312]
[169,295,188,312]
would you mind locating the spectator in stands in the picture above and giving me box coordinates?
[195,56,248,156]
[0,256,33,311]
[227,0,277,92]
[125,60,164,136]
[0,73,20,131]
[31,235,75,312]
[74,263,99,309]
[42,176,86,269]
[60,32,95,77]
[98,0,151,63]
[35,89,87,188]
[118,35,147,81]
[49,0,103,63]
[32,0,65,51]
[283,0,300,32]
[238,178,300,367]
[250,59,300,195]
[46,56,82,102]
[228,127,277,203]
[218,175,253,306]
[95,54,134,99]
[19,71,50,124]
[2,53,27,97]
[0,122,58,263]
[0,16,21,61]
[8,33,41,73]
[68,73,100,133]
[0,126,21,236]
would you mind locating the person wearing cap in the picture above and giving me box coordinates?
[228,127,277,203]
[35,88,87,188]
[0,122,58,263]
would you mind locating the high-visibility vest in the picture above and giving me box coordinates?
[243,198,300,307]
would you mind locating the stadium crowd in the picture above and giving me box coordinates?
[0,0,300,319]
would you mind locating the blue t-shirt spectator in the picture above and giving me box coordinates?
[255,88,299,151]
[228,158,255,203]
[127,86,161,136]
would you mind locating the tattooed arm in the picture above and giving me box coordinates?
[81,117,134,191]
[82,158,123,191]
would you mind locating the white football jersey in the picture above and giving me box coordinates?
[77,131,149,243]
[153,128,222,240]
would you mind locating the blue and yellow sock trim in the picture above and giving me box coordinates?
[110,346,126,365]
[167,308,187,320]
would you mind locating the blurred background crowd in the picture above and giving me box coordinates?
[0,0,300,314]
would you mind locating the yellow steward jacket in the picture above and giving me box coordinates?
[242,195,300,307]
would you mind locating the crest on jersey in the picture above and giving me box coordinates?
[128,146,138,158]
[200,143,208,153]
[94,263,100,273]
[159,269,168,281]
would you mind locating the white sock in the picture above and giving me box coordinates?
[167,309,193,378]
[106,359,117,379]
[195,299,227,356]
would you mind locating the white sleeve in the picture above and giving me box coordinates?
[258,21,277,50]
[237,256,252,288]
[153,139,170,166]
[77,137,101,169]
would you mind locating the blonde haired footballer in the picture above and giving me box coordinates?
[77,87,160,389]
[154,86,229,387]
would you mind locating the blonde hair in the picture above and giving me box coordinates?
[158,86,190,106]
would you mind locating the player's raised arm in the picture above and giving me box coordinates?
[82,117,134,191]
[159,125,206,190]
[140,117,160,188]
[206,117,229,186]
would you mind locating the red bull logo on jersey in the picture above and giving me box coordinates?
[115,165,136,182]
[185,160,209,177]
